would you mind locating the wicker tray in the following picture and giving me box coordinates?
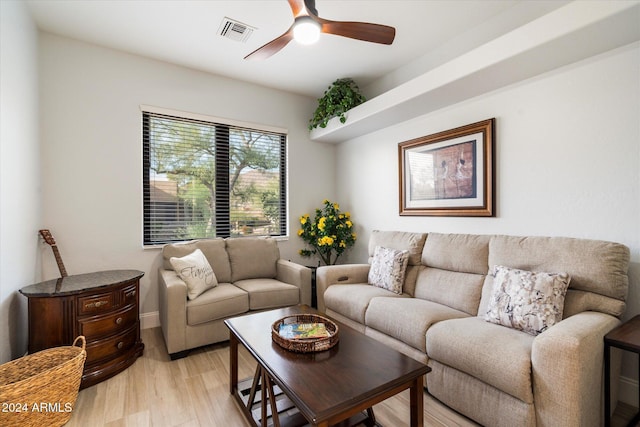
[272,314,339,353]
[0,336,87,427]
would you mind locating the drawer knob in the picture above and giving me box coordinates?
[117,341,124,350]
[126,290,136,298]
[85,300,108,310]
[115,317,123,325]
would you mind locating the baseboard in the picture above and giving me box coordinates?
[140,311,160,330]
[618,375,639,408]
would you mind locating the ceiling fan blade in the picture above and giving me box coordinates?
[244,29,295,60]
[319,19,396,45]
[288,0,308,17]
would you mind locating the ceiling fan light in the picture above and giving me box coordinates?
[293,17,321,45]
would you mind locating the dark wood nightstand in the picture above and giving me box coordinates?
[19,270,145,389]
[604,314,640,427]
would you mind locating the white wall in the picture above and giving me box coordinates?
[38,33,335,318]
[336,42,640,405]
[0,1,41,363]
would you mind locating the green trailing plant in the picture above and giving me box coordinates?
[308,78,366,130]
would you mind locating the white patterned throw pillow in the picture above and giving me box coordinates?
[368,246,410,294]
[170,248,218,300]
[484,265,571,336]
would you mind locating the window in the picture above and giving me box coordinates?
[142,109,287,245]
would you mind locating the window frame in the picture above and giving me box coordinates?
[141,105,288,247]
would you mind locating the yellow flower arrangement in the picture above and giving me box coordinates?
[298,199,356,265]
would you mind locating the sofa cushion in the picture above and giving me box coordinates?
[365,297,469,352]
[368,246,409,294]
[368,230,426,266]
[422,233,490,275]
[234,278,300,310]
[413,233,490,316]
[414,267,485,316]
[563,289,626,318]
[186,283,248,326]
[226,237,279,282]
[488,235,629,301]
[324,284,405,324]
[427,316,535,403]
[368,231,426,297]
[170,249,218,300]
[163,238,232,283]
[484,265,571,336]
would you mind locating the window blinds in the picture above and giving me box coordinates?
[142,111,287,245]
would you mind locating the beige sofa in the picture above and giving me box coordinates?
[159,237,311,359]
[317,230,630,427]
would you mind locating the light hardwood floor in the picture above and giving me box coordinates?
[65,327,637,427]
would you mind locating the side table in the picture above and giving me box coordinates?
[307,266,318,308]
[19,270,145,388]
[604,314,640,427]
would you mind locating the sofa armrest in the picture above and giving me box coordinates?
[158,268,188,355]
[276,260,312,306]
[531,311,621,427]
[316,264,370,312]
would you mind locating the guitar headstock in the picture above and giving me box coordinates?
[39,229,57,246]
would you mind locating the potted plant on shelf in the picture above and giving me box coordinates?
[308,78,366,130]
[298,199,357,265]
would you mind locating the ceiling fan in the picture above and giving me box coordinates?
[244,0,396,60]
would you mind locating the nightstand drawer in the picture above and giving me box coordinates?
[79,304,138,339]
[121,284,138,305]
[78,291,115,315]
[86,325,137,364]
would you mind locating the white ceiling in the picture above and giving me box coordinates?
[25,0,569,98]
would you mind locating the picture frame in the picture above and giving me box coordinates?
[398,118,494,216]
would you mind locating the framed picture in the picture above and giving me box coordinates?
[398,118,494,216]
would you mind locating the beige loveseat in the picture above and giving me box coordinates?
[159,237,311,359]
[317,230,630,427]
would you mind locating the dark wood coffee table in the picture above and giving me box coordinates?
[225,305,430,427]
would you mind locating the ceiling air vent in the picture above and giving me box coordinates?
[218,17,254,43]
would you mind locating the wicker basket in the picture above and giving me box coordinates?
[272,314,339,353]
[0,336,87,427]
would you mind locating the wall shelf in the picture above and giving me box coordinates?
[310,1,640,144]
